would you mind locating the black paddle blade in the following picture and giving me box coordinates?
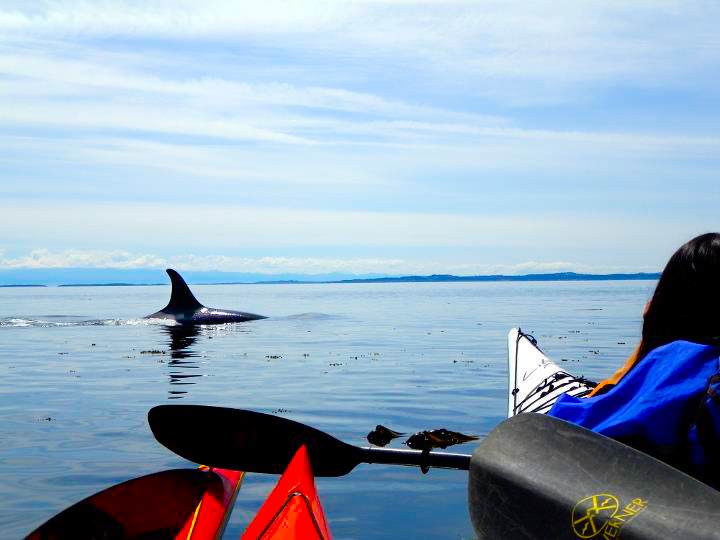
[469,413,720,540]
[149,405,363,476]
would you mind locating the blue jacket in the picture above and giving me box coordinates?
[548,340,720,487]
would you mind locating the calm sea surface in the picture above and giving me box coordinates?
[0,280,656,539]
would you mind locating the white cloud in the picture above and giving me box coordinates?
[1,1,718,186]
[0,1,348,37]
[2,0,716,94]
[0,249,652,275]
[0,249,164,269]
[1,38,717,164]
[0,249,404,274]
[0,49,490,122]
[0,1,717,276]
[0,43,512,151]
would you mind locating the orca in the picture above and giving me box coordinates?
[146,269,267,324]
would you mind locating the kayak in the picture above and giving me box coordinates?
[507,327,594,416]
[468,328,720,539]
[25,466,244,540]
[240,445,331,540]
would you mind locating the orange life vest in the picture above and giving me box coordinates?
[587,344,641,397]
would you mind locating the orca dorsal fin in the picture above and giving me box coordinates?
[164,269,203,312]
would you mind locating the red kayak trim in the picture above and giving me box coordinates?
[240,445,332,540]
[180,467,245,539]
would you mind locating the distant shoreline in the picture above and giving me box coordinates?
[1,271,660,287]
[57,283,164,287]
[328,272,660,284]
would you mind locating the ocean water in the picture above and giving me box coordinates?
[0,280,655,539]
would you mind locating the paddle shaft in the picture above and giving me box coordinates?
[360,447,470,470]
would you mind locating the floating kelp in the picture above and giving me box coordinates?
[405,429,479,450]
[367,425,405,447]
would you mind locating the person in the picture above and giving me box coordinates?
[548,232,720,487]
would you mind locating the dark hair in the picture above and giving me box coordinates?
[637,232,720,360]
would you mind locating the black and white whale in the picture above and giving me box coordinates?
[145,269,267,324]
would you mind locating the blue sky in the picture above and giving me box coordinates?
[1,1,718,276]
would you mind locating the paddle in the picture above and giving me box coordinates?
[150,405,720,540]
[469,412,720,540]
[148,404,471,476]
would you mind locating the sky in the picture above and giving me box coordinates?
[1,0,719,277]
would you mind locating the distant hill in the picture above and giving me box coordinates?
[333,272,661,283]
[57,283,159,287]
[0,268,660,287]
[0,268,387,286]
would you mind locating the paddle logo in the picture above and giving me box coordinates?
[571,494,647,539]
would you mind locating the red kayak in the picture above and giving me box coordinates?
[240,445,331,540]
[25,466,244,539]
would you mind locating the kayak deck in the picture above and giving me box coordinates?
[25,467,244,540]
[240,445,331,540]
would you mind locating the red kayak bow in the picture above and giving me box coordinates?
[240,445,331,540]
[25,467,244,540]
